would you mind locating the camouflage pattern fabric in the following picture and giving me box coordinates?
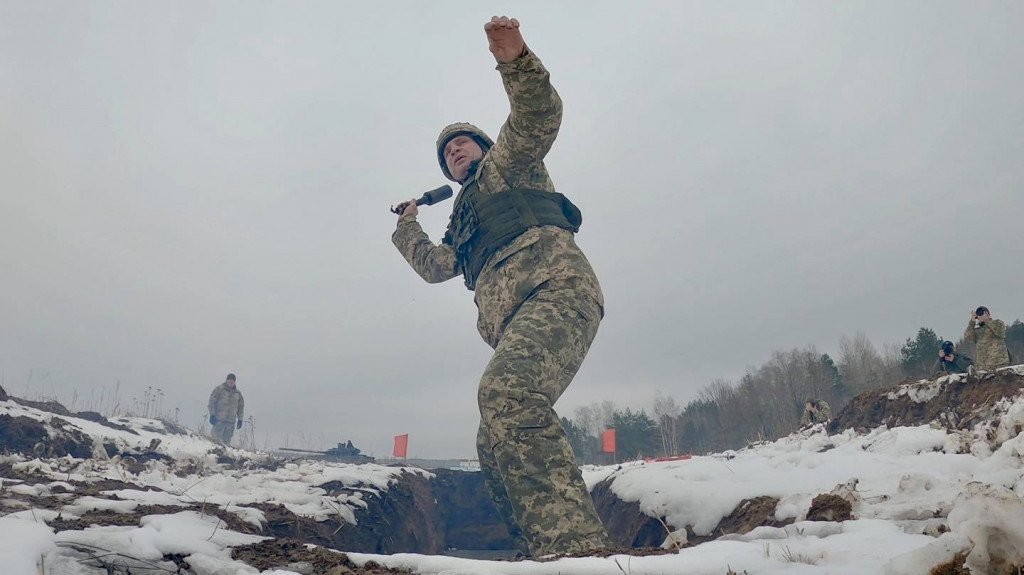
[963,319,1011,370]
[211,419,236,445]
[801,400,832,426]
[391,48,609,556]
[208,382,244,443]
[476,288,609,556]
[392,48,604,348]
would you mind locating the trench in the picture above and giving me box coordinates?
[256,468,674,557]
[275,469,788,556]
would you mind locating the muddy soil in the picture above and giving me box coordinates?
[831,370,1024,434]
[930,553,970,575]
[805,494,853,522]
[48,504,189,530]
[686,496,793,546]
[0,414,94,458]
[233,538,412,574]
[715,496,793,534]
[10,397,74,416]
[75,411,139,434]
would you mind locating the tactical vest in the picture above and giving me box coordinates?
[445,187,582,290]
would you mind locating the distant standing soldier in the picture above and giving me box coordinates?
[801,399,832,427]
[963,307,1011,371]
[932,340,973,376]
[391,16,610,556]
[208,374,244,445]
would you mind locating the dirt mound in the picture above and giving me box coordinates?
[48,505,188,531]
[10,397,74,416]
[930,553,970,575]
[806,494,852,522]
[0,414,94,458]
[592,480,796,549]
[830,369,1024,434]
[716,496,793,534]
[686,496,793,546]
[232,538,411,574]
[75,411,138,434]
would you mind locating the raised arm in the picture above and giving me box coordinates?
[392,208,460,284]
[483,17,563,175]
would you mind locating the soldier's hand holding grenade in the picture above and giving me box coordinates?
[236,420,243,430]
[209,415,217,425]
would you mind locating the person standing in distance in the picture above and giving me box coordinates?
[964,307,1011,371]
[208,374,244,446]
[391,16,610,557]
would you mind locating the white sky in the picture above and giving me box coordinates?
[2,1,1021,458]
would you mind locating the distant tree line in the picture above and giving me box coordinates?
[563,320,1024,463]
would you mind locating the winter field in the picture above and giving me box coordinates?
[1,368,1023,574]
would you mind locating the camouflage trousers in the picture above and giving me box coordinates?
[211,420,235,445]
[476,287,610,557]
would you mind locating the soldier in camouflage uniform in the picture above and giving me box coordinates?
[391,16,610,557]
[208,374,244,445]
[932,340,973,376]
[800,399,832,427]
[964,306,1011,371]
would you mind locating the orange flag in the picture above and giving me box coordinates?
[601,429,616,453]
[393,434,409,458]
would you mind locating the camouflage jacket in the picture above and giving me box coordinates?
[963,319,1010,370]
[392,49,603,348]
[208,383,244,422]
[931,352,973,376]
[800,401,832,426]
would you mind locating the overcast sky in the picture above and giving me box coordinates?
[2,2,1021,459]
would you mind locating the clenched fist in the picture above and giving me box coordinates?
[485,16,526,63]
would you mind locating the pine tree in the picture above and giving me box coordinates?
[820,353,844,399]
[1006,320,1024,365]
[561,416,596,464]
[610,408,659,460]
[900,327,943,378]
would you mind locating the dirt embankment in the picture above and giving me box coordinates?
[829,369,1024,434]
[257,468,517,555]
[590,484,805,549]
[0,414,95,458]
[590,479,667,547]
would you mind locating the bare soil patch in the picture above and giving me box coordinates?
[806,494,853,522]
[831,370,1024,434]
[687,496,793,545]
[232,538,412,574]
[48,504,188,530]
[929,553,970,575]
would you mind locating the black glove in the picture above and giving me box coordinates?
[209,416,217,425]
[236,420,243,429]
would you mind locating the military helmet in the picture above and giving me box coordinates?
[436,122,494,182]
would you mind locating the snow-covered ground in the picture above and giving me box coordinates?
[2,369,1024,574]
